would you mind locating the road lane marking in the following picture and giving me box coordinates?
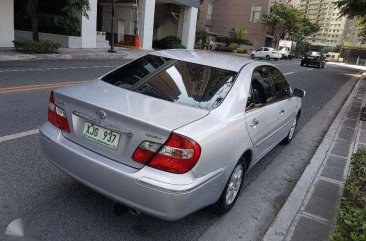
[0,129,39,143]
[0,80,88,94]
[0,66,119,73]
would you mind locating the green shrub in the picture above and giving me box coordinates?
[214,45,232,52]
[215,36,252,45]
[228,43,239,52]
[331,149,366,241]
[236,48,248,54]
[153,36,183,49]
[13,40,61,54]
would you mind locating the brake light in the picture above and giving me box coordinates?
[132,133,201,174]
[48,91,70,133]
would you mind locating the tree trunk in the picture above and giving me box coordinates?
[27,0,39,42]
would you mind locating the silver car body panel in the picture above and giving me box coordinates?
[40,50,302,220]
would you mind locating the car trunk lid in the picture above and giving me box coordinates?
[54,80,209,169]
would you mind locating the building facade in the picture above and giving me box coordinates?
[0,0,199,50]
[197,0,294,51]
[298,0,347,47]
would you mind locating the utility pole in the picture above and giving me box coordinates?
[108,0,116,53]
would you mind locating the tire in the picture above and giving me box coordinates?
[322,64,325,69]
[213,161,245,214]
[300,63,304,66]
[317,63,321,68]
[282,116,298,144]
[266,55,271,60]
[251,54,255,59]
[306,63,309,67]
[275,58,279,61]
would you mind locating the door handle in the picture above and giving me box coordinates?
[279,109,285,115]
[250,119,259,127]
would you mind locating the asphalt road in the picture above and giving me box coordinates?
[0,57,361,241]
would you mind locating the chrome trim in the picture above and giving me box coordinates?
[73,111,133,137]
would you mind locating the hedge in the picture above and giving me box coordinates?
[13,40,61,54]
[331,149,366,241]
[153,36,184,49]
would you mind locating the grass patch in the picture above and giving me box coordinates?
[331,149,366,241]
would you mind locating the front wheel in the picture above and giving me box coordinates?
[213,162,245,214]
[282,117,297,144]
[266,55,271,60]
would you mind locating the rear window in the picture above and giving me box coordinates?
[102,55,238,110]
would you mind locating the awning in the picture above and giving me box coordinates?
[171,0,200,8]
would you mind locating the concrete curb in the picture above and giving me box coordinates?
[0,48,152,62]
[261,73,365,241]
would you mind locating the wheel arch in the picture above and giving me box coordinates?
[239,149,253,171]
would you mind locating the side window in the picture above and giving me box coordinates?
[246,66,275,111]
[270,67,290,101]
[263,48,269,51]
[256,48,263,52]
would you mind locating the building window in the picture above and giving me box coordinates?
[207,3,213,20]
[250,6,262,23]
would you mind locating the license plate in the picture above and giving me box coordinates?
[82,122,120,150]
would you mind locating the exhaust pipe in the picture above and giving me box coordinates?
[129,208,141,216]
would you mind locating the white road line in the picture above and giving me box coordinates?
[0,66,119,73]
[0,129,39,143]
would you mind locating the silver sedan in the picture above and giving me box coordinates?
[40,50,305,220]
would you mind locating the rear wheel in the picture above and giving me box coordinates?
[213,161,245,214]
[266,55,271,60]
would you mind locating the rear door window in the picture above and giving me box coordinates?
[246,66,275,111]
[270,67,290,101]
[102,55,238,110]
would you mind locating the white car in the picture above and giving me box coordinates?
[251,47,282,61]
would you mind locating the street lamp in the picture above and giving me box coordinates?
[108,0,116,53]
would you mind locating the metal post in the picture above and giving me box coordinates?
[108,0,116,53]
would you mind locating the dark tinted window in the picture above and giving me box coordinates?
[102,55,238,110]
[246,66,274,111]
[270,67,290,100]
[102,55,170,88]
[263,48,269,51]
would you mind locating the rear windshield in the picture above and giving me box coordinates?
[102,55,238,110]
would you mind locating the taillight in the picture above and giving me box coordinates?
[132,133,201,174]
[48,91,70,133]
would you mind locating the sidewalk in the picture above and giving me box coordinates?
[262,73,366,241]
[0,47,152,62]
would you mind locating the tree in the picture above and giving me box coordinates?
[262,3,292,47]
[335,0,366,18]
[26,0,90,42]
[263,3,319,48]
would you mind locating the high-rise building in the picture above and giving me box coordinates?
[298,0,347,47]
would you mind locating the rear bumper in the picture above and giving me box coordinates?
[40,123,227,220]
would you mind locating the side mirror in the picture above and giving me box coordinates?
[293,88,306,98]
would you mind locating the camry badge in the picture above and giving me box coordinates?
[96,110,107,119]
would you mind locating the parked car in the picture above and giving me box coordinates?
[300,51,326,68]
[40,50,305,220]
[251,47,282,60]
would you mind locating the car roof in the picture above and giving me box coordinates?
[150,49,254,72]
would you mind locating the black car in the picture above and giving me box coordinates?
[300,51,325,68]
